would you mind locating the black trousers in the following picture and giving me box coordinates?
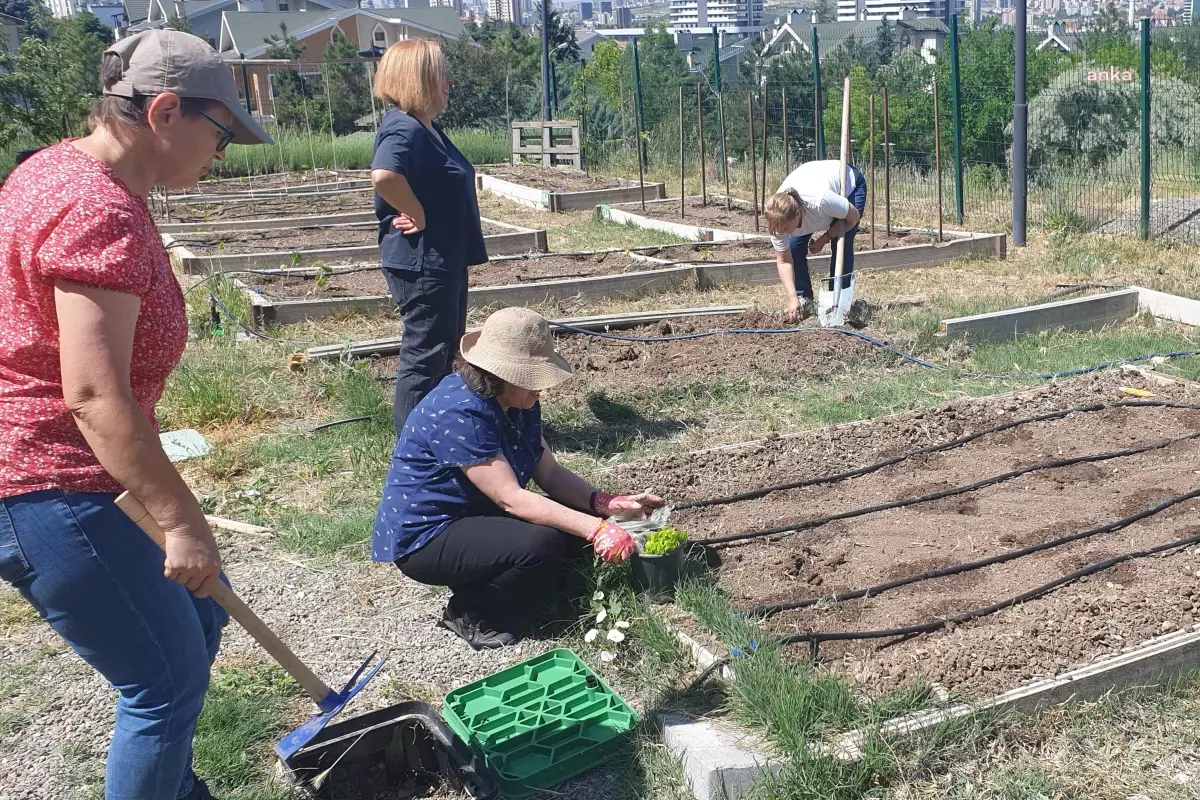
[382,263,469,435]
[396,517,584,624]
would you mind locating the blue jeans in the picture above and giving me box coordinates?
[789,165,868,300]
[0,490,228,800]
[382,262,469,435]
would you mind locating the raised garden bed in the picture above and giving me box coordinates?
[166,170,372,201]
[611,372,1200,702]
[157,189,374,230]
[233,250,673,325]
[636,230,947,266]
[166,217,548,274]
[477,164,665,212]
[365,310,892,396]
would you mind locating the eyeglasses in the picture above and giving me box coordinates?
[195,109,235,152]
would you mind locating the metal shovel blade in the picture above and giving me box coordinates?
[818,274,855,328]
[275,651,387,761]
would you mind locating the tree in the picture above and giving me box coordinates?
[874,16,895,69]
[816,0,837,24]
[533,1,579,63]
[0,0,51,38]
[737,33,766,90]
[165,14,192,34]
[263,24,310,130]
[440,33,510,128]
[321,38,370,134]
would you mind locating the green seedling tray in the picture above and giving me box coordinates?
[442,648,637,798]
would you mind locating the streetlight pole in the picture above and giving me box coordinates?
[541,0,551,122]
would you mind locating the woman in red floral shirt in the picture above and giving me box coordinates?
[0,30,270,800]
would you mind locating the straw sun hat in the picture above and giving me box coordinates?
[460,307,573,392]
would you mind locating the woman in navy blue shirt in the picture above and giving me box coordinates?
[371,40,488,434]
[373,308,666,650]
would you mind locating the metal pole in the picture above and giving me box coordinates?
[631,37,646,172]
[634,79,646,211]
[883,85,891,235]
[680,86,686,218]
[812,27,825,159]
[1012,0,1027,246]
[747,92,759,231]
[933,74,944,242]
[1139,17,1151,241]
[719,91,731,210]
[760,84,769,212]
[322,64,338,173]
[782,86,789,175]
[869,94,876,250]
[549,58,558,118]
[698,85,707,205]
[541,0,551,122]
[950,13,964,226]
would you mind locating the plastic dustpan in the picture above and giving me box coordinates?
[443,648,638,798]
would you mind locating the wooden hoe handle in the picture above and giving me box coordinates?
[115,491,334,706]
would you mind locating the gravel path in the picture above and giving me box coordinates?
[1096,195,1200,240]
[0,537,658,799]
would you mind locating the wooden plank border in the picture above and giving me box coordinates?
[159,211,376,234]
[162,178,372,202]
[939,289,1142,342]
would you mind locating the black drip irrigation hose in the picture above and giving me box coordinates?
[699,428,1200,547]
[679,400,1200,512]
[750,486,1200,618]
[779,530,1200,661]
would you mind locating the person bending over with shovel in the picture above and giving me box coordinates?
[765,160,869,327]
[373,307,665,650]
[0,30,272,800]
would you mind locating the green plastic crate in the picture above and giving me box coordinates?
[442,648,638,798]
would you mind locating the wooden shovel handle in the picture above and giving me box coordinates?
[115,492,333,706]
[833,76,853,286]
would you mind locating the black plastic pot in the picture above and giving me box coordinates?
[630,543,686,602]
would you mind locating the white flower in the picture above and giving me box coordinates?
[600,651,616,662]
[615,620,631,629]
[584,629,599,644]
[606,629,625,643]
[596,608,608,624]
[592,591,605,601]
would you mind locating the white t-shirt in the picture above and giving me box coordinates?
[769,160,857,252]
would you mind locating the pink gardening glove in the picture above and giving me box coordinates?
[591,490,666,520]
[587,520,635,564]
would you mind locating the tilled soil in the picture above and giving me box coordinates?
[611,373,1200,700]
[160,189,374,223]
[182,169,372,193]
[630,201,943,247]
[177,221,511,256]
[367,310,890,395]
[480,165,638,192]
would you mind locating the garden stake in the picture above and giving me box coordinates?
[719,91,731,210]
[698,85,707,205]
[933,75,944,242]
[883,86,891,235]
[747,92,759,231]
[759,84,768,212]
[869,94,875,250]
[679,85,686,218]
[115,492,385,762]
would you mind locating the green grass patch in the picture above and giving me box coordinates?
[0,591,37,627]
[193,665,294,799]
[184,274,253,340]
[546,216,690,252]
[160,343,290,429]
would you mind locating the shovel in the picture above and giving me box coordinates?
[114,492,384,762]
[818,76,855,328]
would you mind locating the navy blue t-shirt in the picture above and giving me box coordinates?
[371,373,545,562]
[371,108,488,272]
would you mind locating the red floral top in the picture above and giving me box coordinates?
[0,142,187,496]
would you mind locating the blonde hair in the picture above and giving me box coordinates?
[765,190,803,236]
[374,39,447,117]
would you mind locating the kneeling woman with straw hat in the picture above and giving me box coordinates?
[372,308,665,650]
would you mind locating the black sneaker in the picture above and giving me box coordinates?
[799,297,817,321]
[846,298,870,329]
[439,600,519,651]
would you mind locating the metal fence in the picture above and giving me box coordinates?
[207,22,1200,243]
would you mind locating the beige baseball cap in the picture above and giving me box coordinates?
[103,29,273,146]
